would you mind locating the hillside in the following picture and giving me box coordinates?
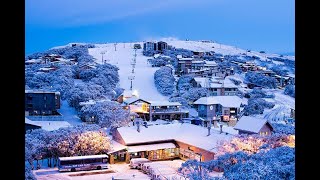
[48,39,295,121]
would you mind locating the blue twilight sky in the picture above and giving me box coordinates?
[25,0,295,55]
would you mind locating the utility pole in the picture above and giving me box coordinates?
[128,75,135,90]
[114,43,117,51]
[100,51,105,64]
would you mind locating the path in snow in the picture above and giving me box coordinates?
[257,89,295,122]
[89,43,168,101]
[57,100,83,126]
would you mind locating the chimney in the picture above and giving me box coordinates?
[220,124,223,134]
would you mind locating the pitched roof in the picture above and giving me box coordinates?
[233,116,273,133]
[193,96,244,107]
[116,123,232,153]
[124,97,150,105]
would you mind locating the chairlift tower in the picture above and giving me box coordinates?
[128,75,135,90]
[100,51,105,64]
[114,43,117,51]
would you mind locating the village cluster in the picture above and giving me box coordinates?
[25,40,295,179]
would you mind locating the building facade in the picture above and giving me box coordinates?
[143,42,157,51]
[25,90,61,115]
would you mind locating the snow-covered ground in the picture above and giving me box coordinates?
[32,160,186,180]
[89,43,168,101]
[162,38,295,61]
[255,89,295,122]
[57,100,83,126]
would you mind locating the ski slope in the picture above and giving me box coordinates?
[89,43,168,101]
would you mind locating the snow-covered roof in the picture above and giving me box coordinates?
[193,96,244,107]
[116,123,232,153]
[192,60,205,64]
[25,117,42,127]
[204,61,218,66]
[109,140,127,153]
[223,78,239,88]
[26,120,72,131]
[25,90,60,95]
[178,58,193,61]
[127,143,176,153]
[154,54,160,58]
[149,101,181,106]
[123,90,133,98]
[39,67,55,71]
[123,97,139,104]
[287,74,295,78]
[48,53,60,57]
[59,154,108,161]
[234,116,272,133]
[176,55,182,59]
[55,58,69,62]
[79,99,110,106]
[79,99,96,106]
[25,59,42,63]
[160,55,171,59]
[194,77,238,89]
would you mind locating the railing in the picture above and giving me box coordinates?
[26,115,64,121]
[152,108,189,114]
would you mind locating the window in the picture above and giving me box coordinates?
[102,158,108,163]
[44,96,47,100]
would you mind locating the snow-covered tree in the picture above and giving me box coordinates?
[271,123,295,135]
[25,166,36,180]
[179,159,211,180]
[247,88,275,99]
[79,101,130,130]
[168,97,189,108]
[148,57,170,67]
[270,65,289,76]
[243,98,275,116]
[215,134,295,156]
[245,72,278,89]
[154,66,175,96]
[177,74,195,93]
[284,85,295,98]
[25,124,112,169]
[181,87,208,102]
[65,83,104,110]
[222,146,295,180]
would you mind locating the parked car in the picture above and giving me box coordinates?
[129,158,150,169]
